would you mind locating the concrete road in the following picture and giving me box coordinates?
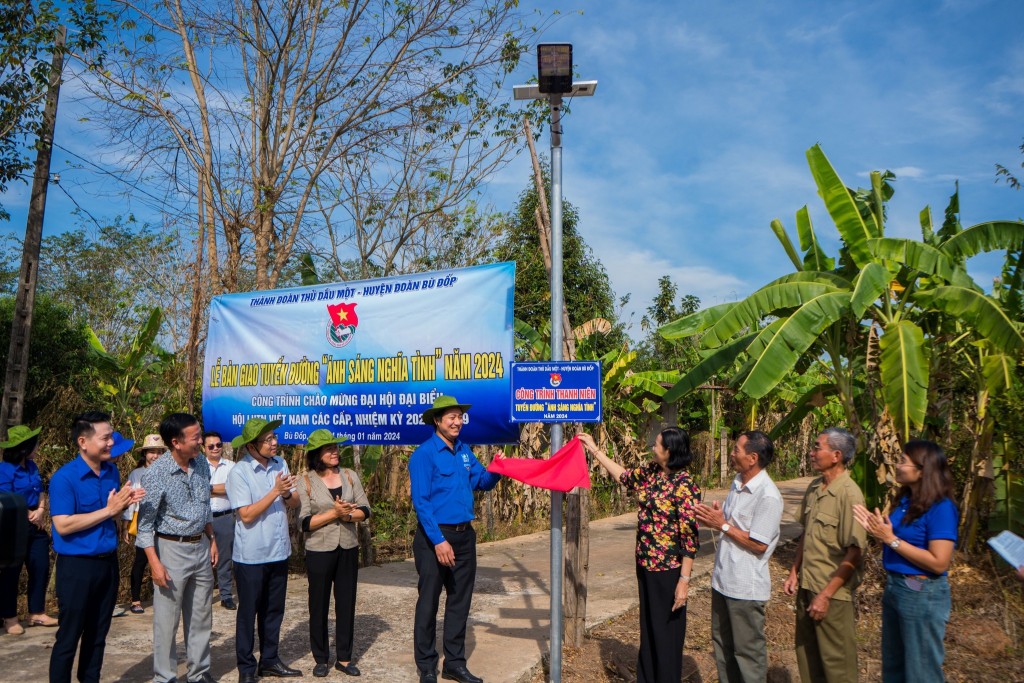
[0,477,813,682]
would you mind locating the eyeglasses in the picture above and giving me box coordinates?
[257,435,279,445]
[206,442,223,449]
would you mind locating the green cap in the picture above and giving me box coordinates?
[421,395,471,427]
[230,417,283,450]
[0,425,41,450]
[305,428,350,452]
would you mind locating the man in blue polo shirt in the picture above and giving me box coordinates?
[409,396,501,683]
[48,411,145,683]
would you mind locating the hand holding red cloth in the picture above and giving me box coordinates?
[486,436,591,492]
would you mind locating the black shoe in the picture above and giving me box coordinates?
[335,661,361,676]
[238,674,258,683]
[442,665,483,683]
[221,598,237,610]
[258,661,302,678]
[313,663,330,678]
[188,674,217,683]
[420,671,438,683]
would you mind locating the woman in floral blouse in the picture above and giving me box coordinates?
[578,428,700,683]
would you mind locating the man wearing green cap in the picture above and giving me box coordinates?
[225,418,301,682]
[409,396,501,683]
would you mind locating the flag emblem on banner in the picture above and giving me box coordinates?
[549,372,562,387]
[326,302,359,348]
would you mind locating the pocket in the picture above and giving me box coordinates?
[811,511,839,545]
[436,459,457,478]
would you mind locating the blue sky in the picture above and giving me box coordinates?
[3,0,1024,339]
[490,0,1024,332]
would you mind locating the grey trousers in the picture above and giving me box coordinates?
[151,536,214,683]
[211,512,235,601]
[711,588,768,683]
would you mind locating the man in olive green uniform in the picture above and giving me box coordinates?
[783,427,866,683]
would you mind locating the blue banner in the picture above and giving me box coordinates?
[510,362,603,422]
[202,263,518,446]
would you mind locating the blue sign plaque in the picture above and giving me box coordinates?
[510,361,602,423]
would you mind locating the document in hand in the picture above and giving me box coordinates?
[987,530,1024,567]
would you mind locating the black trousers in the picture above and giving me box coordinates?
[49,553,119,683]
[129,545,149,602]
[306,546,359,664]
[636,565,687,683]
[234,560,288,675]
[0,525,50,616]
[413,524,477,672]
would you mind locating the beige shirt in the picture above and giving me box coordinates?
[297,468,370,552]
[797,471,867,601]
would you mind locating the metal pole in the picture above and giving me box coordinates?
[548,93,564,683]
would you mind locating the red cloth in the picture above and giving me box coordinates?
[487,436,591,492]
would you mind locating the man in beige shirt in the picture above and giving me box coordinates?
[783,427,867,683]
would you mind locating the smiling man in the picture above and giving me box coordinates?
[137,412,218,683]
[696,431,783,683]
[48,411,145,683]
[409,396,501,683]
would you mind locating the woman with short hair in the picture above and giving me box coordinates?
[0,425,58,633]
[854,439,958,683]
[298,429,371,678]
[578,428,700,683]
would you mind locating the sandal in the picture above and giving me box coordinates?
[130,603,145,614]
[3,618,24,635]
[29,614,58,627]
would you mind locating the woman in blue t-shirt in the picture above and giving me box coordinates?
[0,425,59,634]
[853,439,958,683]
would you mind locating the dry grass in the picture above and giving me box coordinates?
[534,540,1024,682]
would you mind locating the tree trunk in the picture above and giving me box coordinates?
[562,487,590,646]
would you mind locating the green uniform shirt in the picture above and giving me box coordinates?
[797,470,867,601]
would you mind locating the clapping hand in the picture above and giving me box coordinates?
[275,473,297,497]
[853,504,894,544]
[333,496,355,520]
[695,500,726,531]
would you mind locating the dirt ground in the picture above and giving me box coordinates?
[534,540,1024,683]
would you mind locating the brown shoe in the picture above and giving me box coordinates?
[3,618,24,635]
[29,614,58,627]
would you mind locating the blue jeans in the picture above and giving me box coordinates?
[882,572,950,683]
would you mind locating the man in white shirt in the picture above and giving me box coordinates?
[696,431,784,683]
[205,431,236,610]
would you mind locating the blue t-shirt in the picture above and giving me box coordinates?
[49,455,121,556]
[409,433,501,545]
[0,459,43,508]
[883,496,958,576]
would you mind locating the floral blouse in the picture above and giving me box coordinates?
[620,463,700,571]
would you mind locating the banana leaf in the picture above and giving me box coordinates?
[806,144,875,268]
[878,319,929,439]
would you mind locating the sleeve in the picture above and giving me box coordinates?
[468,453,500,492]
[47,469,74,518]
[839,483,867,549]
[677,479,700,558]
[135,467,162,549]
[619,467,642,491]
[297,473,313,532]
[926,498,959,543]
[349,470,371,519]
[0,464,14,493]
[409,446,443,545]
[748,492,784,545]
[226,466,256,509]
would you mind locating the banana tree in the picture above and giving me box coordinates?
[660,144,1024,476]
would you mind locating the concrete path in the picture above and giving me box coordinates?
[0,477,813,682]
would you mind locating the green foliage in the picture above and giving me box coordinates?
[0,294,93,423]
[0,0,107,219]
[493,164,625,358]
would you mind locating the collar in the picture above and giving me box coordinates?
[428,432,463,455]
[733,468,769,492]
[814,469,850,496]
[241,452,280,472]
[153,451,197,475]
[71,454,114,479]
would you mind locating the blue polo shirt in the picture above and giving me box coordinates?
[225,453,293,564]
[883,496,958,576]
[409,433,501,545]
[49,455,121,556]
[0,459,43,508]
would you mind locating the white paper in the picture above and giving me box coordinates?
[987,530,1024,567]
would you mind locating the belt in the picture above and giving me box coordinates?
[438,522,472,532]
[888,571,936,581]
[157,532,203,543]
[212,509,234,518]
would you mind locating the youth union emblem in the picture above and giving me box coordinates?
[326,302,359,348]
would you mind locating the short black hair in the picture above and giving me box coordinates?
[159,413,200,451]
[659,427,694,472]
[2,437,38,465]
[71,411,111,444]
[203,431,222,441]
[740,430,775,468]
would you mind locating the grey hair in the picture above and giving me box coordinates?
[821,427,856,465]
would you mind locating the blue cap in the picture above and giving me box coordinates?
[110,431,135,459]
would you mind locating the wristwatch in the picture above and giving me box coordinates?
[721,523,731,534]
[889,538,901,550]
